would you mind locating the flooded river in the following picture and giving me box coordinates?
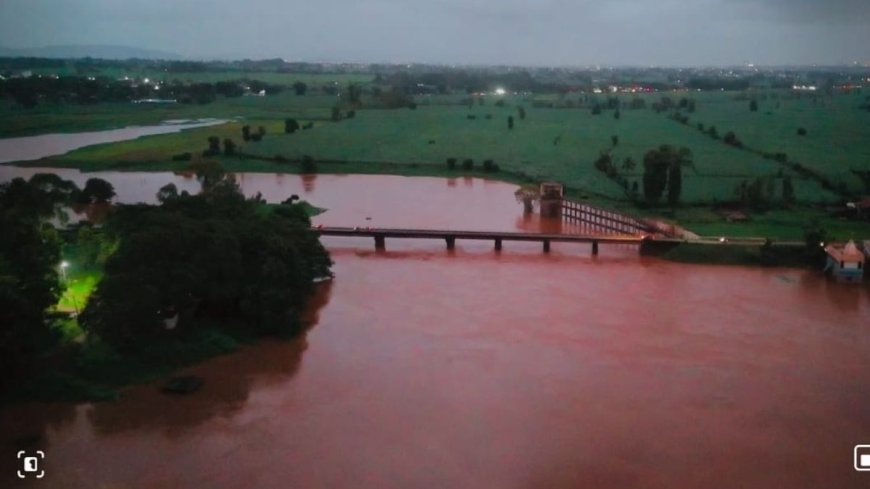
[1,170,869,488]
[0,119,226,164]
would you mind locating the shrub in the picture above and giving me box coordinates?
[482,159,499,172]
[723,131,742,148]
[797,127,807,136]
[274,154,289,163]
[446,158,457,170]
[171,152,192,162]
[301,155,317,173]
[462,159,474,170]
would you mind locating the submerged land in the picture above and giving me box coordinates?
[1,57,869,402]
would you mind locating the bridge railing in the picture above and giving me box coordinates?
[560,198,658,236]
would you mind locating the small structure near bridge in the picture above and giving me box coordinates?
[824,240,865,283]
[539,182,564,218]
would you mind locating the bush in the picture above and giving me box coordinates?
[171,152,192,162]
[274,154,289,163]
[797,127,807,136]
[462,159,474,170]
[482,159,499,172]
[301,155,317,173]
[446,158,457,170]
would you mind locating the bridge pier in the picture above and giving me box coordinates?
[446,236,455,250]
[494,238,502,251]
[592,240,599,255]
[543,239,551,253]
[374,235,386,250]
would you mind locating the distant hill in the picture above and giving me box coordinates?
[0,45,182,60]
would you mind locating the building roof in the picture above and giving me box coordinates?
[826,240,865,262]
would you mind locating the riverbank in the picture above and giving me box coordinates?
[13,151,870,243]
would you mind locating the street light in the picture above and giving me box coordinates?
[60,261,69,282]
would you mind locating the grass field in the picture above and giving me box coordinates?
[684,90,870,193]
[7,87,870,240]
[0,92,340,137]
[242,101,841,203]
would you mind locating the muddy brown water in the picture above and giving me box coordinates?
[1,171,869,488]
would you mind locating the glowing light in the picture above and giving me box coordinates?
[494,87,506,96]
[60,261,69,269]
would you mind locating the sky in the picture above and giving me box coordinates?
[0,0,868,66]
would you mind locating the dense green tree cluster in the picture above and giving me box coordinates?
[642,145,693,205]
[80,172,332,351]
[0,176,76,387]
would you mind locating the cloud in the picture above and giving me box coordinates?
[0,0,867,65]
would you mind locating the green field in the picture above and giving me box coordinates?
[684,90,870,193]
[0,91,341,137]
[7,86,870,240]
[241,99,843,203]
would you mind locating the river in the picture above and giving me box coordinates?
[0,119,227,164]
[1,169,869,488]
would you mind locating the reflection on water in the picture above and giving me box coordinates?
[1,249,868,489]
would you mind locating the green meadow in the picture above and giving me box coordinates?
[8,86,870,239]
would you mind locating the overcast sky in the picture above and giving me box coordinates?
[0,0,868,66]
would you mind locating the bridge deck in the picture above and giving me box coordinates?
[316,227,648,244]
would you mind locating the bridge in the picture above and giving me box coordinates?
[315,226,659,254]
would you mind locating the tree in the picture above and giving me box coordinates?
[80,183,333,350]
[507,116,514,130]
[518,106,526,120]
[462,159,474,170]
[285,118,300,134]
[611,135,619,146]
[446,158,457,170]
[157,183,179,203]
[642,145,692,205]
[189,160,227,191]
[242,125,251,142]
[622,157,636,172]
[797,127,807,136]
[667,163,682,205]
[749,99,758,112]
[223,138,237,154]
[782,176,795,205]
[483,160,499,172]
[346,83,362,107]
[292,81,308,96]
[204,136,221,156]
[0,178,67,388]
[723,131,742,147]
[614,109,621,120]
[331,106,341,121]
[301,155,317,173]
[80,178,116,204]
